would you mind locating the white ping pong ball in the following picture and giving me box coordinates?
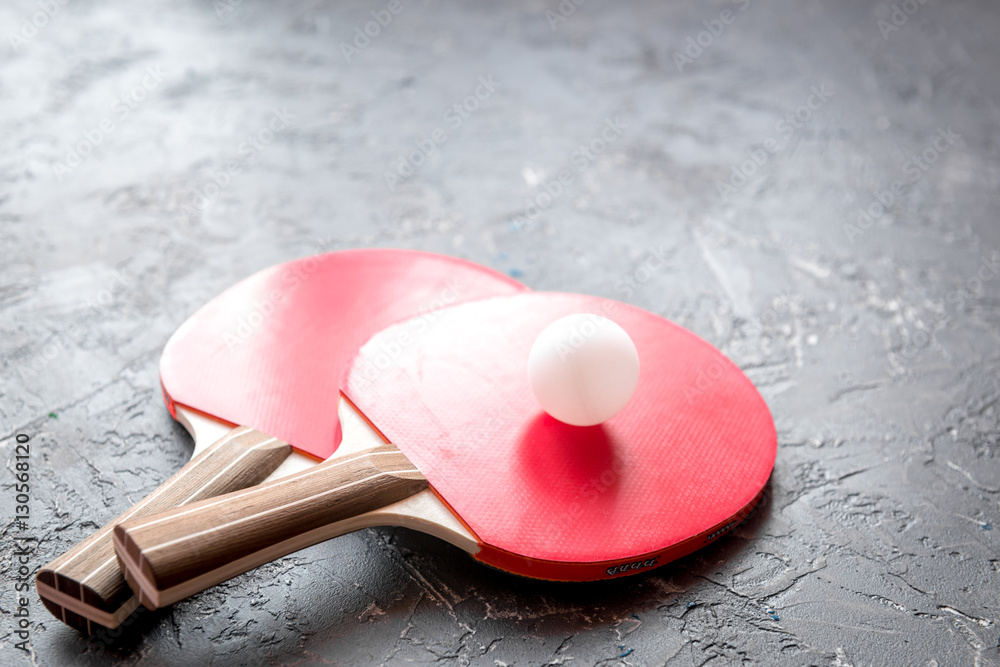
[527,314,640,427]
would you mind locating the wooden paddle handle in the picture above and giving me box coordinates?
[36,427,291,633]
[113,443,427,610]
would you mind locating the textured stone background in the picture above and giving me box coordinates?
[2,0,999,665]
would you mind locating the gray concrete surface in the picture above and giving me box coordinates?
[2,0,999,665]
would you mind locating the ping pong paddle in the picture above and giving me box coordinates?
[113,292,776,610]
[37,249,526,632]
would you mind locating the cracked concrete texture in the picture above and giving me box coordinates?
[1,0,999,664]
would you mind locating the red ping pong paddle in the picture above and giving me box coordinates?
[37,250,525,632]
[113,292,776,608]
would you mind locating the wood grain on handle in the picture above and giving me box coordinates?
[113,443,427,610]
[36,427,291,633]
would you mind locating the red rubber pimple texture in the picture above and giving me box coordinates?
[346,293,776,569]
[159,250,526,460]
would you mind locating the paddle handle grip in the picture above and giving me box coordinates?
[36,427,291,633]
[113,443,427,610]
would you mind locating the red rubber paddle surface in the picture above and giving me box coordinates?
[345,293,776,579]
[160,250,526,460]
